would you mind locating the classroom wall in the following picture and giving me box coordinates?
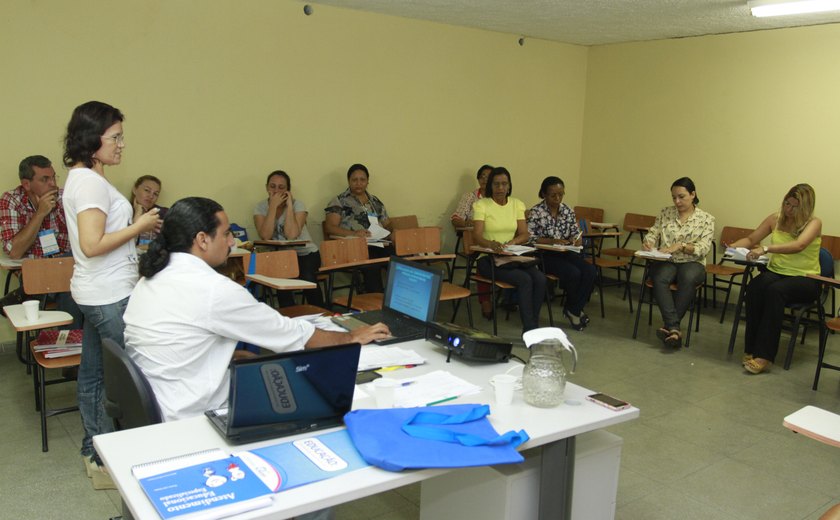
[579,23,840,243]
[0,0,587,341]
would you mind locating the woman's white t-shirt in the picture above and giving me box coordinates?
[63,167,138,305]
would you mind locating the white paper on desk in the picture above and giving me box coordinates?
[366,216,391,241]
[541,244,583,253]
[387,370,482,408]
[504,245,537,255]
[590,222,618,229]
[293,313,348,332]
[724,247,769,264]
[636,250,672,259]
[357,346,426,371]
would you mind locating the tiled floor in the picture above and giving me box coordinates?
[2,285,840,519]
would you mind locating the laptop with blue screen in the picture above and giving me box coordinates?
[332,256,443,345]
[205,343,361,444]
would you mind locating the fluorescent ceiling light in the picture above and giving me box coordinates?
[749,0,840,17]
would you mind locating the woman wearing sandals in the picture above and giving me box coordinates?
[527,176,596,330]
[641,177,714,348]
[728,183,821,374]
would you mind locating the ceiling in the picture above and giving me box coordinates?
[308,0,840,46]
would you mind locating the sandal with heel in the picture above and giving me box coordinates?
[743,358,771,374]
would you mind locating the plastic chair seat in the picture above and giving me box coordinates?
[705,264,745,277]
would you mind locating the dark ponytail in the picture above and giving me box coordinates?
[139,197,223,278]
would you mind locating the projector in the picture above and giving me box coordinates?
[426,322,513,363]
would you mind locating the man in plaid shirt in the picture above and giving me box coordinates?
[0,155,76,316]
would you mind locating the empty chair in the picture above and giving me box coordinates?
[704,226,753,323]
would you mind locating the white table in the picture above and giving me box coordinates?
[94,339,639,519]
[783,405,840,448]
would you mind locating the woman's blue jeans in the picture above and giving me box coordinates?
[77,297,129,459]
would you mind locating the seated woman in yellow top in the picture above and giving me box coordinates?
[472,167,546,332]
[729,183,821,374]
[642,177,714,349]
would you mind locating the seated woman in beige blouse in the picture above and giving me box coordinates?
[641,177,714,349]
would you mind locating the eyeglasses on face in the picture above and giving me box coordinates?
[102,133,125,144]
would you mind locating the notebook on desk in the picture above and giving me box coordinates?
[205,343,361,444]
[332,256,443,345]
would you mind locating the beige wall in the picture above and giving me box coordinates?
[579,24,840,241]
[0,0,587,341]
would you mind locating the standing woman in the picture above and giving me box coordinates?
[324,163,392,293]
[472,167,546,332]
[729,184,821,374]
[527,176,596,330]
[253,170,324,306]
[642,177,714,349]
[62,101,161,487]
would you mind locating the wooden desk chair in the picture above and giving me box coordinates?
[19,257,78,452]
[704,226,752,323]
[579,219,634,318]
[449,224,473,284]
[393,227,473,326]
[241,251,329,316]
[778,248,835,370]
[600,213,656,268]
[810,274,840,390]
[320,237,389,312]
[389,214,419,230]
[632,260,702,348]
[458,229,550,336]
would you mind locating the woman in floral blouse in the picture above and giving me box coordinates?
[642,177,714,348]
[527,176,596,330]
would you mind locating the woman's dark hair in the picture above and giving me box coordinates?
[347,163,369,180]
[265,170,291,189]
[484,167,512,198]
[139,197,223,278]
[476,164,493,179]
[63,101,124,168]
[130,175,162,206]
[538,176,565,199]
[671,176,699,205]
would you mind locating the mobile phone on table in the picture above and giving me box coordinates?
[586,392,631,411]
[355,370,382,385]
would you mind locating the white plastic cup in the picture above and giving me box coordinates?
[22,300,40,322]
[372,378,399,408]
[491,374,517,405]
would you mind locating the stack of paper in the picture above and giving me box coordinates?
[635,250,672,260]
[504,245,537,255]
[724,247,769,264]
[388,370,482,408]
[358,347,426,371]
[34,329,83,358]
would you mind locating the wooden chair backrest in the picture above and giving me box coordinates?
[719,226,753,247]
[389,215,419,230]
[461,228,479,256]
[22,257,74,295]
[821,235,840,260]
[574,206,604,223]
[623,212,656,232]
[320,237,370,268]
[393,227,442,256]
[241,250,299,278]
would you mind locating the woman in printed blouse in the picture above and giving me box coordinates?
[254,170,324,306]
[527,176,596,331]
[324,163,392,293]
[728,183,821,374]
[451,164,493,317]
[641,177,714,349]
[472,167,546,332]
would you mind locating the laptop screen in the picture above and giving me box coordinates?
[383,257,443,322]
[227,343,361,430]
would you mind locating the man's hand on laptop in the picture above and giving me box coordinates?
[351,322,392,344]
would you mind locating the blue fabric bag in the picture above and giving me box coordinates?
[344,404,529,472]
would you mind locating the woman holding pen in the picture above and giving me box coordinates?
[641,177,714,349]
[527,176,595,330]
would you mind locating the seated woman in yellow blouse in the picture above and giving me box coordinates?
[729,183,821,374]
[472,167,546,332]
[642,177,714,349]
